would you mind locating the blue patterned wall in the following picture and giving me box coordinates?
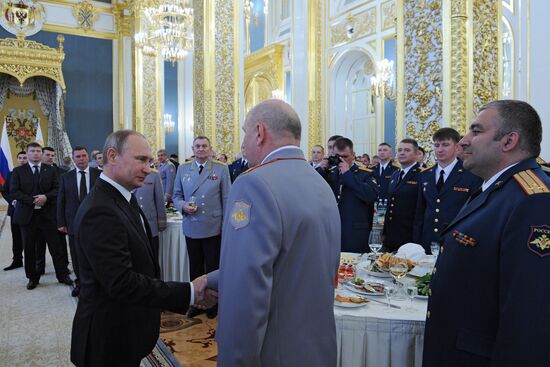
[0,29,113,152]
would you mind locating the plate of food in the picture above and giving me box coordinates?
[415,273,432,299]
[344,281,385,296]
[334,293,369,308]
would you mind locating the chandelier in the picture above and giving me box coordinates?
[370,59,396,100]
[163,113,175,132]
[134,0,193,65]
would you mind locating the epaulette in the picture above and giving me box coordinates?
[513,169,550,195]
[392,161,401,168]
[541,164,550,173]
[358,166,373,173]
[182,160,192,165]
[150,168,159,173]
[420,165,434,172]
[212,159,227,166]
[536,156,546,165]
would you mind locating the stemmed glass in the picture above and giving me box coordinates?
[384,285,395,310]
[389,260,409,300]
[405,286,418,312]
[430,242,440,257]
[368,231,383,256]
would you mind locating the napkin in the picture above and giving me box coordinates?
[396,243,427,262]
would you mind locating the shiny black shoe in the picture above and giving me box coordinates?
[27,279,39,290]
[187,307,203,318]
[3,262,23,271]
[71,286,80,297]
[206,308,218,319]
[58,276,74,286]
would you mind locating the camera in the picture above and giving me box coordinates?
[327,154,342,167]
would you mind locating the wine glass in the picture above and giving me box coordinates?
[405,286,418,311]
[389,261,409,300]
[384,285,395,310]
[368,231,383,257]
[430,242,440,257]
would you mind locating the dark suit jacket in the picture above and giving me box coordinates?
[71,178,191,367]
[10,163,59,225]
[382,163,421,251]
[1,171,15,216]
[228,158,248,183]
[413,161,482,251]
[325,164,379,253]
[372,160,400,200]
[57,167,101,235]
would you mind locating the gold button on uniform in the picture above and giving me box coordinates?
[434,218,439,223]
[434,228,438,232]
[435,209,440,213]
[436,199,441,203]
[427,311,431,319]
[392,197,395,201]
[432,267,437,274]
[391,204,394,207]
[440,246,444,253]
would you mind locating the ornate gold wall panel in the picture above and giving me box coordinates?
[331,7,376,48]
[472,0,500,114]
[193,0,240,155]
[449,0,468,135]
[140,54,161,153]
[308,0,324,152]
[402,0,442,153]
[381,0,396,31]
[244,45,283,114]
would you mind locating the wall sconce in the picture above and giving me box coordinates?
[163,113,175,132]
[370,58,396,100]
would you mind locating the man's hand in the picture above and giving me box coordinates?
[33,194,47,206]
[338,159,351,174]
[192,275,207,303]
[58,226,68,234]
[191,275,219,309]
[318,157,329,169]
[11,200,16,207]
[182,202,198,215]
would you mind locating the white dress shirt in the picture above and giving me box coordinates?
[481,162,520,192]
[76,166,91,197]
[435,158,458,184]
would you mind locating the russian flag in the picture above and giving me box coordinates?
[0,121,14,187]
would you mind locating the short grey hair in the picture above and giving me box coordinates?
[102,130,146,166]
[157,149,167,155]
[246,99,301,140]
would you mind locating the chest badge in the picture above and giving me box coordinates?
[527,225,550,257]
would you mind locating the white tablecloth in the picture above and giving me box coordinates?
[159,216,190,282]
[334,268,428,367]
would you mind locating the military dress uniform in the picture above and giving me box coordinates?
[173,159,231,283]
[228,157,248,183]
[325,163,379,253]
[413,160,482,252]
[423,158,550,367]
[382,163,421,251]
[158,160,176,201]
[541,162,550,177]
[372,160,400,200]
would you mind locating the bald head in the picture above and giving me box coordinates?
[245,99,301,141]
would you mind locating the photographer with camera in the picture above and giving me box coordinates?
[320,137,379,253]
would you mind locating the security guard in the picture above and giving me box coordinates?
[414,128,482,253]
[173,136,231,318]
[157,149,176,202]
[382,139,421,252]
[371,142,400,200]
[423,100,550,367]
[323,137,379,253]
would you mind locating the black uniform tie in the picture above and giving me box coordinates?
[198,164,204,174]
[436,170,445,193]
[79,171,87,202]
[397,170,405,184]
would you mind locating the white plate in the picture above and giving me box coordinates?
[364,269,392,278]
[415,294,429,300]
[334,300,369,308]
[408,266,433,278]
[344,283,384,296]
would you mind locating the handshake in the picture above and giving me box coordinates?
[191,275,218,309]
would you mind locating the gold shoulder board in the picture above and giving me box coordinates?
[513,170,550,195]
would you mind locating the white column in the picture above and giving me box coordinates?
[291,0,309,152]
[178,53,194,160]
[122,36,133,129]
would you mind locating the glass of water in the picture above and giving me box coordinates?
[405,286,418,311]
[369,231,383,255]
[430,242,440,257]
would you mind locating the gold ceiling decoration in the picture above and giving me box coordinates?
[72,0,98,31]
[0,34,66,91]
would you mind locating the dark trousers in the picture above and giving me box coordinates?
[151,236,160,261]
[20,210,69,281]
[36,231,69,274]
[68,234,80,284]
[9,217,23,263]
[185,235,221,281]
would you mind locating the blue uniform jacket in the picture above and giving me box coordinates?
[372,160,400,200]
[423,158,550,367]
[382,163,421,251]
[413,160,482,252]
[325,164,378,253]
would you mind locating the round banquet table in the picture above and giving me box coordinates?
[334,261,428,367]
[158,215,190,282]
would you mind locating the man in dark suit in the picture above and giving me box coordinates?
[423,100,550,366]
[71,130,214,367]
[322,137,379,253]
[57,146,101,297]
[414,128,482,252]
[382,139,421,252]
[10,142,72,289]
[2,151,27,271]
[228,144,249,182]
[36,146,69,275]
[371,142,400,201]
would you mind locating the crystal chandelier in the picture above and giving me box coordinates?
[370,59,396,100]
[163,113,175,132]
[134,0,193,65]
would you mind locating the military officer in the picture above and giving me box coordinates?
[423,100,550,367]
[322,137,378,253]
[133,170,167,256]
[315,135,343,176]
[228,144,248,183]
[371,142,400,200]
[382,139,421,252]
[173,136,231,318]
[538,157,550,177]
[414,128,482,252]
[157,149,176,202]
